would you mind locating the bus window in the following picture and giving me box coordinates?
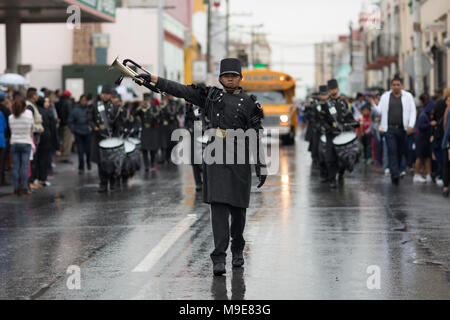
[246,91,286,105]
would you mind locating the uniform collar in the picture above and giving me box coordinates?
[222,87,242,95]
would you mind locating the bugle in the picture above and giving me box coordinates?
[110,57,162,94]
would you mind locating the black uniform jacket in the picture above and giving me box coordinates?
[319,97,358,136]
[88,100,124,164]
[155,77,264,208]
[137,104,161,151]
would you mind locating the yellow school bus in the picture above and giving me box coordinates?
[241,68,297,145]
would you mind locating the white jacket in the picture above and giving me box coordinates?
[374,90,416,132]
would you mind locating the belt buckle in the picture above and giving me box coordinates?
[216,128,227,138]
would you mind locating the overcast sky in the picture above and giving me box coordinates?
[224,0,371,97]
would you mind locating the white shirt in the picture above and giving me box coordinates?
[373,90,416,132]
[9,109,34,145]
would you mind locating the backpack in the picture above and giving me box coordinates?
[26,101,44,133]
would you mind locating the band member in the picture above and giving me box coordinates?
[158,97,170,163]
[320,79,358,188]
[184,102,203,191]
[135,58,267,276]
[120,101,139,185]
[166,95,183,162]
[88,84,124,193]
[309,85,329,182]
[137,93,160,171]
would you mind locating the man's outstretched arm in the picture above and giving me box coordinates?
[136,74,206,108]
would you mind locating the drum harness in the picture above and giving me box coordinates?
[97,101,122,139]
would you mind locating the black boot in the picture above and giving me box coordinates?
[98,183,107,193]
[109,178,116,191]
[320,176,328,183]
[338,173,344,185]
[213,262,226,276]
[443,188,449,198]
[329,179,337,189]
[232,252,244,268]
[391,177,400,186]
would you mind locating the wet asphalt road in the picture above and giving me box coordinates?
[0,137,449,300]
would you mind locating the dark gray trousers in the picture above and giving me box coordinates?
[210,202,246,264]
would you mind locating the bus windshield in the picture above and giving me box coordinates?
[246,91,287,105]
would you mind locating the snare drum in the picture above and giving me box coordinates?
[99,138,125,176]
[332,131,360,171]
[122,140,138,176]
[127,138,142,171]
[127,137,141,151]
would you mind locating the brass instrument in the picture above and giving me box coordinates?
[110,57,163,94]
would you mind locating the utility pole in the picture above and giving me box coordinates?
[412,0,423,97]
[225,0,230,57]
[250,26,254,68]
[206,0,212,73]
[321,43,325,84]
[349,21,353,69]
[157,0,164,76]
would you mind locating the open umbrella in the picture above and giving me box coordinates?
[0,73,29,86]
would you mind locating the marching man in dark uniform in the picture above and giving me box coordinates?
[158,97,171,164]
[137,93,161,171]
[320,79,359,188]
[309,85,329,182]
[88,84,124,193]
[135,58,267,276]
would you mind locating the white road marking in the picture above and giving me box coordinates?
[132,214,197,273]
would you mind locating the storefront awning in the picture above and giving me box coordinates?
[0,0,115,23]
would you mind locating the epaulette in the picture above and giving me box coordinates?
[250,94,263,110]
[191,83,208,95]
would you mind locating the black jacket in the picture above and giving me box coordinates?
[319,97,358,136]
[155,77,264,208]
[88,100,125,163]
[56,96,73,127]
[37,107,58,150]
[137,104,160,151]
[68,104,91,135]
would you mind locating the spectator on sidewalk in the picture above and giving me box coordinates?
[374,77,416,185]
[352,92,365,119]
[26,88,44,190]
[0,91,12,186]
[430,89,448,186]
[56,90,73,163]
[369,95,383,166]
[358,103,373,164]
[413,94,434,183]
[441,92,450,198]
[0,107,6,174]
[9,99,34,196]
[35,97,58,187]
[68,94,92,174]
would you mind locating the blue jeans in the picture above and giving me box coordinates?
[383,135,389,170]
[386,128,406,179]
[11,143,31,190]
